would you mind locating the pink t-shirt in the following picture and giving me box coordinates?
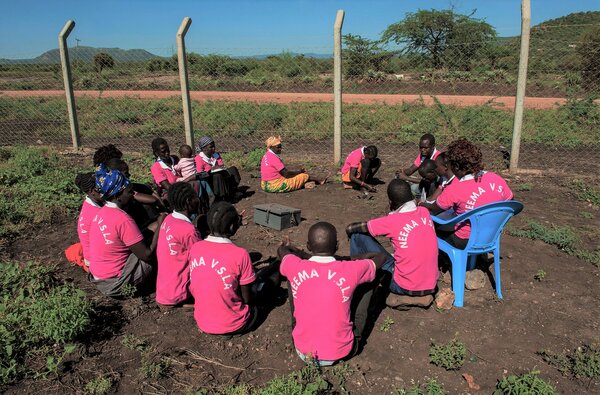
[151,159,179,187]
[368,203,439,291]
[194,153,225,173]
[341,147,365,174]
[280,254,375,361]
[189,236,256,334]
[260,149,285,181]
[77,197,102,262]
[156,212,201,305]
[436,171,514,239]
[413,148,441,167]
[88,202,144,280]
[174,157,197,181]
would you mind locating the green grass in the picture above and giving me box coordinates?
[139,354,172,379]
[85,376,113,394]
[515,183,533,192]
[0,261,91,385]
[429,339,466,371]
[393,378,446,395]
[579,211,594,219]
[572,180,600,205]
[494,371,556,395]
[534,269,546,281]
[380,316,395,332]
[538,344,600,379]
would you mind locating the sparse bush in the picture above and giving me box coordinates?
[85,375,113,394]
[393,378,446,395]
[539,344,600,379]
[380,316,395,332]
[508,221,578,251]
[429,339,466,370]
[534,269,546,281]
[494,371,556,395]
[139,354,172,379]
[121,334,149,352]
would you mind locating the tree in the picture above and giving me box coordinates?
[93,52,115,72]
[381,9,497,69]
[343,34,393,78]
[578,25,600,88]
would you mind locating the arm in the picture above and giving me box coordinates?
[345,221,369,237]
[279,167,305,178]
[349,168,376,192]
[428,186,443,202]
[159,180,171,191]
[241,283,255,305]
[129,213,166,261]
[277,244,311,260]
[396,164,421,183]
[350,252,387,269]
[418,201,445,215]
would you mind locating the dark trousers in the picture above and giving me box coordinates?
[209,166,241,201]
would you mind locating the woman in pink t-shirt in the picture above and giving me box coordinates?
[194,136,241,202]
[260,136,326,193]
[75,172,104,268]
[420,138,513,249]
[88,166,166,297]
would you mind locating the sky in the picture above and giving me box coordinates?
[1,0,599,58]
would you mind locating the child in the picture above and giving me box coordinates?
[156,182,202,307]
[175,144,197,182]
[261,136,326,193]
[278,222,386,365]
[421,138,513,249]
[188,202,260,335]
[88,165,165,297]
[426,152,455,203]
[396,133,441,195]
[75,172,104,267]
[346,179,439,309]
[417,159,439,201]
[341,145,380,192]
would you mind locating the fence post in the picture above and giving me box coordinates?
[510,0,531,172]
[58,20,80,149]
[333,10,345,165]
[177,17,194,146]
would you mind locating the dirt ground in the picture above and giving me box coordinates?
[2,157,599,394]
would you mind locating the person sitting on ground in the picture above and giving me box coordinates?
[189,202,272,336]
[396,133,441,195]
[278,222,386,366]
[341,145,380,192]
[156,182,202,307]
[346,179,438,309]
[420,138,513,249]
[417,159,440,201]
[174,144,197,182]
[427,152,455,203]
[88,165,165,297]
[75,172,104,269]
[260,136,326,193]
[195,136,242,202]
[93,144,123,168]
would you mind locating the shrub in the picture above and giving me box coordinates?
[508,220,578,251]
[494,371,556,395]
[393,378,446,395]
[85,376,113,394]
[429,339,466,370]
[539,344,600,379]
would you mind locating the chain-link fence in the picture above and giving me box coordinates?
[0,15,598,174]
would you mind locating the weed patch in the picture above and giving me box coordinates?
[572,180,600,205]
[85,375,113,394]
[539,344,600,379]
[515,183,533,192]
[393,378,446,395]
[429,339,466,370]
[139,354,172,379]
[507,220,578,251]
[380,316,395,332]
[534,269,546,281]
[494,371,556,395]
[221,148,264,171]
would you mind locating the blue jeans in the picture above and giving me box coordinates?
[349,233,411,295]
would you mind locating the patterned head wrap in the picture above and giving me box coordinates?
[196,136,215,153]
[265,136,282,148]
[95,164,130,199]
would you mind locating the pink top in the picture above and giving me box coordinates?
[174,157,197,181]
[77,197,102,262]
[436,171,514,239]
[151,158,178,187]
[280,254,376,361]
[341,147,364,174]
[88,202,144,280]
[156,212,201,305]
[413,148,441,167]
[194,152,225,173]
[189,236,256,334]
[368,202,439,291]
[260,149,285,181]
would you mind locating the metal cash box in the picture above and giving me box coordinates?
[253,203,301,230]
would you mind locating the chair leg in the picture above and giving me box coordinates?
[450,249,467,308]
[493,247,502,300]
[467,254,477,271]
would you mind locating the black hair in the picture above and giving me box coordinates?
[447,138,483,175]
[387,179,413,207]
[151,137,168,156]
[168,182,197,212]
[420,133,436,146]
[207,201,239,237]
[93,144,123,166]
[308,222,337,254]
[106,157,123,170]
[364,145,378,158]
[418,159,437,174]
[75,172,95,193]
[436,151,448,165]
[179,144,193,157]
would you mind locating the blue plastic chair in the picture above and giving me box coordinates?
[432,200,524,307]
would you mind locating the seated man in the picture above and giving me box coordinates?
[417,159,440,201]
[279,222,386,366]
[346,179,438,309]
[396,133,441,195]
[341,145,380,191]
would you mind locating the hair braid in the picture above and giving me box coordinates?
[207,201,239,237]
[75,172,95,193]
[168,182,197,212]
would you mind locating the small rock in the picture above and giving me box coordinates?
[465,269,486,290]
[435,288,455,310]
[441,271,452,284]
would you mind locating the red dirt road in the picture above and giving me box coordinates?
[2,89,594,110]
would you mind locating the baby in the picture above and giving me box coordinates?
[174,144,196,182]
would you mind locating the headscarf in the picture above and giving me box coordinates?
[94,164,130,199]
[196,136,214,153]
[265,136,282,148]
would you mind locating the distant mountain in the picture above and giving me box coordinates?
[0,46,161,65]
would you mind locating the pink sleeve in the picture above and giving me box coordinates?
[238,251,256,286]
[354,259,376,285]
[151,163,166,185]
[194,155,203,172]
[413,153,421,167]
[502,178,514,200]
[119,216,143,247]
[436,187,454,210]
[367,216,391,238]
[272,155,285,172]
[216,154,224,167]
[279,254,299,278]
